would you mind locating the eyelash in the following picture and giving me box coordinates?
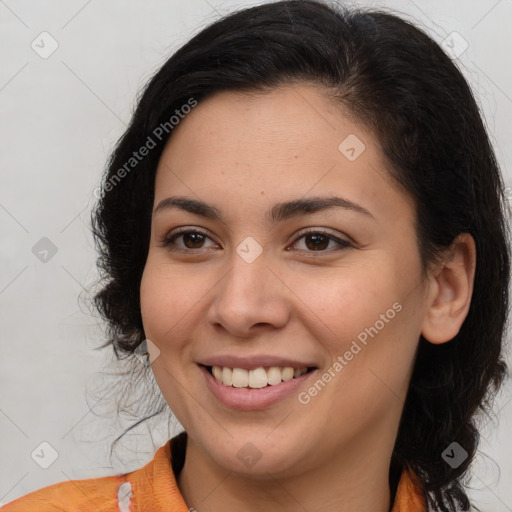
[159,227,352,255]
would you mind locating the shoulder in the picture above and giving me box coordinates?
[1,474,126,512]
[1,436,185,512]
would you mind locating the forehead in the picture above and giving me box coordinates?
[153,84,414,224]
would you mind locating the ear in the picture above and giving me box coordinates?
[421,233,476,344]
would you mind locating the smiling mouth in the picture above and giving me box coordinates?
[201,364,317,389]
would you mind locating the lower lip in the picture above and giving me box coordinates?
[199,364,317,410]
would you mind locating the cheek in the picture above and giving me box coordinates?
[294,254,421,386]
[140,263,179,342]
[294,259,400,340]
[139,260,212,348]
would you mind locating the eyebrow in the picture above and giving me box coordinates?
[154,195,374,223]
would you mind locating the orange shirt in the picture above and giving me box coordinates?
[2,432,427,511]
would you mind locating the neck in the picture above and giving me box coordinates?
[176,433,394,512]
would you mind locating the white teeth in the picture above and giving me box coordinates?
[222,367,233,386]
[248,367,268,388]
[267,367,282,385]
[282,367,294,381]
[212,366,223,381]
[232,368,249,388]
[210,366,309,388]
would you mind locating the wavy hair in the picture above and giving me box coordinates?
[90,1,511,510]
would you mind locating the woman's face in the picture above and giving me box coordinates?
[140,84,431,477]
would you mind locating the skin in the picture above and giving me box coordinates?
[140,83,476,512]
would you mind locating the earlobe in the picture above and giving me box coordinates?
[421,233,477,345]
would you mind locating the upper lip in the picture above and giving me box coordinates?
[198,355,318,371]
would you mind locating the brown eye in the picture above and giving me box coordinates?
[160,229,217,251]
[303,233,330,251]
[290,230,352,253]
[180,232,207,249]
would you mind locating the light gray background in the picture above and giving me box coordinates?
[1,0,511,510]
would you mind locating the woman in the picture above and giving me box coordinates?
[3,1,509,511]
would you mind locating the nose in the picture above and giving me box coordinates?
[206,250,291,337]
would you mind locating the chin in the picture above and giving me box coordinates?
[204,436,308,479]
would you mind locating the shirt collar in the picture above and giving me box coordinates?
[127,432,426,512]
